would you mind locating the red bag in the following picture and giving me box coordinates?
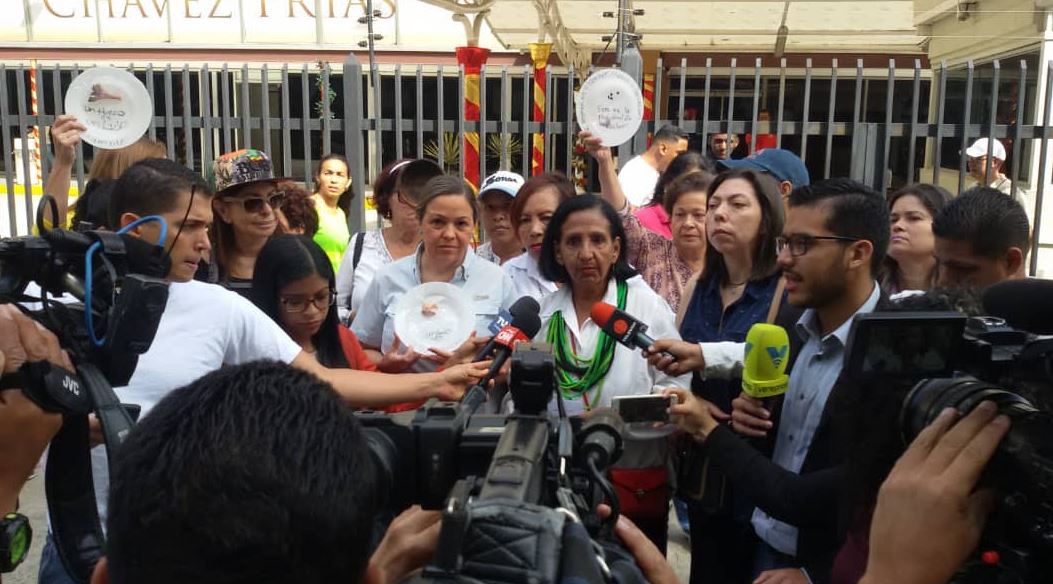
[609,467,670,520]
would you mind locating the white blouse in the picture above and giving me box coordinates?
[335,229,392,319]
[502,252,559,302]
[534,275,691,417]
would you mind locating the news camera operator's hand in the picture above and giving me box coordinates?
[0,305,67,514]
[860,401,1009,584]
[731,393,773,438]
[645,340,706,376]
[596,504,678,584]
[432,360,492,401]
[663,387,730,441]
[364,506,442,584]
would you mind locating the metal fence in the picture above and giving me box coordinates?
[2,54,1051,273]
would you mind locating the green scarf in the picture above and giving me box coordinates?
[545,279,628,406]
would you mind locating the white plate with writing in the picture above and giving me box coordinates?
[64,67,152,150]
[393,282,474,355]
[575,68,644,147]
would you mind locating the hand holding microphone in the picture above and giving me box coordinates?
[590,302,687,365]
[645,340,705,376]
[732,323,790,438]
[460,297,542,412]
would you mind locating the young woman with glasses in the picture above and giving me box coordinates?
[251,234,375,371]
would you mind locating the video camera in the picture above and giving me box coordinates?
[844,310,1053,582]
[0,205,170,583]
[357,343,648,584]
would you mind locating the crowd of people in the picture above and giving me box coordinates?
[0,114,1038,584]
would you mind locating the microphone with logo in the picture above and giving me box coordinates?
[461,299,543,412]
[473,296,541,361]
[590,302,675,359]
[740,323,791,425]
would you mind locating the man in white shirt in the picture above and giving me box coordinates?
[39,159,487,583]
[617,124,688,206]
[966,138,1014,198]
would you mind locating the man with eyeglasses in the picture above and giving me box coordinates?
[647,178,889,583]
[731,178,889,583]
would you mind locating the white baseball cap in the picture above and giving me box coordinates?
[478,171,525,198]
[965,138,1007,161]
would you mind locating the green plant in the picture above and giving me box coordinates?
[423,132,525,174]
[423,133,461,173]
[314,62,336,119]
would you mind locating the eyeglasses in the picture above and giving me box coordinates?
[776,234,860,257]
[234,191,285,214]
[279,290,336,313]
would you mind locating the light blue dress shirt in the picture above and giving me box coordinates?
[751,282,881,556]
[351,245,518,372]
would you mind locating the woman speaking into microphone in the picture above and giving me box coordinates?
[532,194,690,551]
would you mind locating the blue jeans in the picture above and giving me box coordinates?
[673,497,691,534]
[38,534,79,584]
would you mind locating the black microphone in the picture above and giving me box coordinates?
[982,278,1053,335]
[473,296,541,361]
[461,303,543,412]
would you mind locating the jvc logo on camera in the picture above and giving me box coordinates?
[61,373,82,397]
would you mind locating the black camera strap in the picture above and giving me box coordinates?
[45,415,103,583]
[38,364,135,580]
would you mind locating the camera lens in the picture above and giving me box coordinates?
[364,428,398,507]
[901,376,1037,443]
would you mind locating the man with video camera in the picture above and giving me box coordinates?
[35,158,490,582]
[0,306,63,580]
[68,359,678,584]
[0,306,65,516]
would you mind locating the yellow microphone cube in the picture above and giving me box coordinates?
[742,323,790,399]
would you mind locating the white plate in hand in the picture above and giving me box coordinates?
[64,67,152,150]
[393,282,474,355]
[575,68,644,147]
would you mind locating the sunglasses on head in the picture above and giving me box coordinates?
[232,191,285,214]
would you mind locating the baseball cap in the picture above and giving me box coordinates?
[211,149,283,195]
[478,171,525,199]
[965,138,1007,161]
[718,148,810,187]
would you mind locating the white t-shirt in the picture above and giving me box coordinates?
[89,279,302,521]
[617,156,661,207]
[335,229,393,319]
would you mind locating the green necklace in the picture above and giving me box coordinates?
[546,279,628,406]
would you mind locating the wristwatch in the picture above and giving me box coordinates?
[1,512,31,573]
